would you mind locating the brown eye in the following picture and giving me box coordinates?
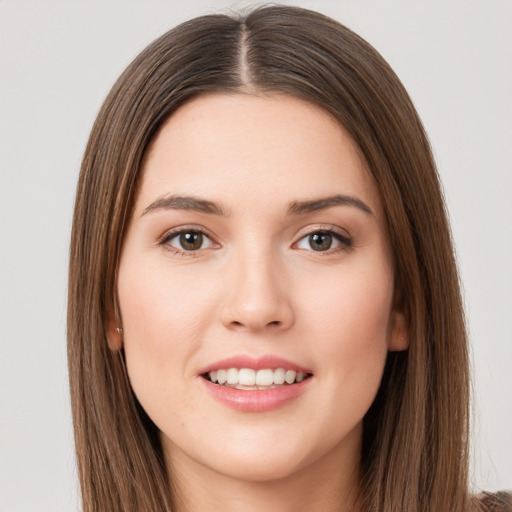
[309,232,332,251]
[295,229,352,253]
[164,230,213,252]
[179,232,203,250]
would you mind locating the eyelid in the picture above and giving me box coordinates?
[292,224,353,252]
[158,225,220,255]
[294,224,351,241]
[157,223,352,256]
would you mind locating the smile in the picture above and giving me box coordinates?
[199,356,313,412]
[205,368,310,389]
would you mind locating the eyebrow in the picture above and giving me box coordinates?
[141,193,373,218]
[287,194,373,216]
[141,195,227,217]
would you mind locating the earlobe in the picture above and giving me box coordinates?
[387,285,409,351]
[105,301,124,351]
[388,309,409,351]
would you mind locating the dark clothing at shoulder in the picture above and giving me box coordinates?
[474,491,512,512]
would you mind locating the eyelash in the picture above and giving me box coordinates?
[294,226,353,255]
[158,227,217,257]
[158,225,353,257]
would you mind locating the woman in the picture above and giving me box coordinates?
[67,5,510,511]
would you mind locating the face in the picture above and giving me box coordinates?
[112,93,407,485]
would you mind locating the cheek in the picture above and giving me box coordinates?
[301,253,393,339]
[298,255,393,398]
[118,252,222,345]
[116,256,219,417]
[120,264,208,333]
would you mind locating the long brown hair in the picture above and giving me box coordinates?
[68,6,472,511]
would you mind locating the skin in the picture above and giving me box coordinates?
[109,93,408,512]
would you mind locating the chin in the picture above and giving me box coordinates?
[162,425,317,483]
[206,451,310,483]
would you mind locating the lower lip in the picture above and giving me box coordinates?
[200,377,311,412]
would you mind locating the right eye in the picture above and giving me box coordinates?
[161,230,214,254]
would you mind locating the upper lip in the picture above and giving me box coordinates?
[198,355,312,375]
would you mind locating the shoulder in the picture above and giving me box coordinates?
[471,491,512,512]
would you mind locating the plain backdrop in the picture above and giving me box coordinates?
[0,1,511,510]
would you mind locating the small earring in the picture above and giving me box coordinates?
[115,327,124,334]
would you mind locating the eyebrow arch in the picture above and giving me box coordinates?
[141,193,372,217]
[141,195,227,217]
[287,194,373,216]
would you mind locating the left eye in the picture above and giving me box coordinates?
[164,230,214,252]
[296,230,348,252]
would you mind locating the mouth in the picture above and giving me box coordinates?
[199,355,313,411]
[202,367,312,390]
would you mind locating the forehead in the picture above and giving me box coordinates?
[138,93,382,217]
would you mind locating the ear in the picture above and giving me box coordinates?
[388,289,409,352]
[105,299,123,351]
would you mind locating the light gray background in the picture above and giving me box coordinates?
[1,1,511,510]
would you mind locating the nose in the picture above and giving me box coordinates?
[220,250,294,333]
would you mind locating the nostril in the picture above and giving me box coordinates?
[230,320,282,328]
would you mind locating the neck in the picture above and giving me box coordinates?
[165,426,362,512]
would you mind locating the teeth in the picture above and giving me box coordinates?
[238,368,256,386]
[285,370,296,384]
[226,368,238,385]
[217,369,227,384]
[256,369,274,386]
[207,367,308,387]
[273,368,285,385]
